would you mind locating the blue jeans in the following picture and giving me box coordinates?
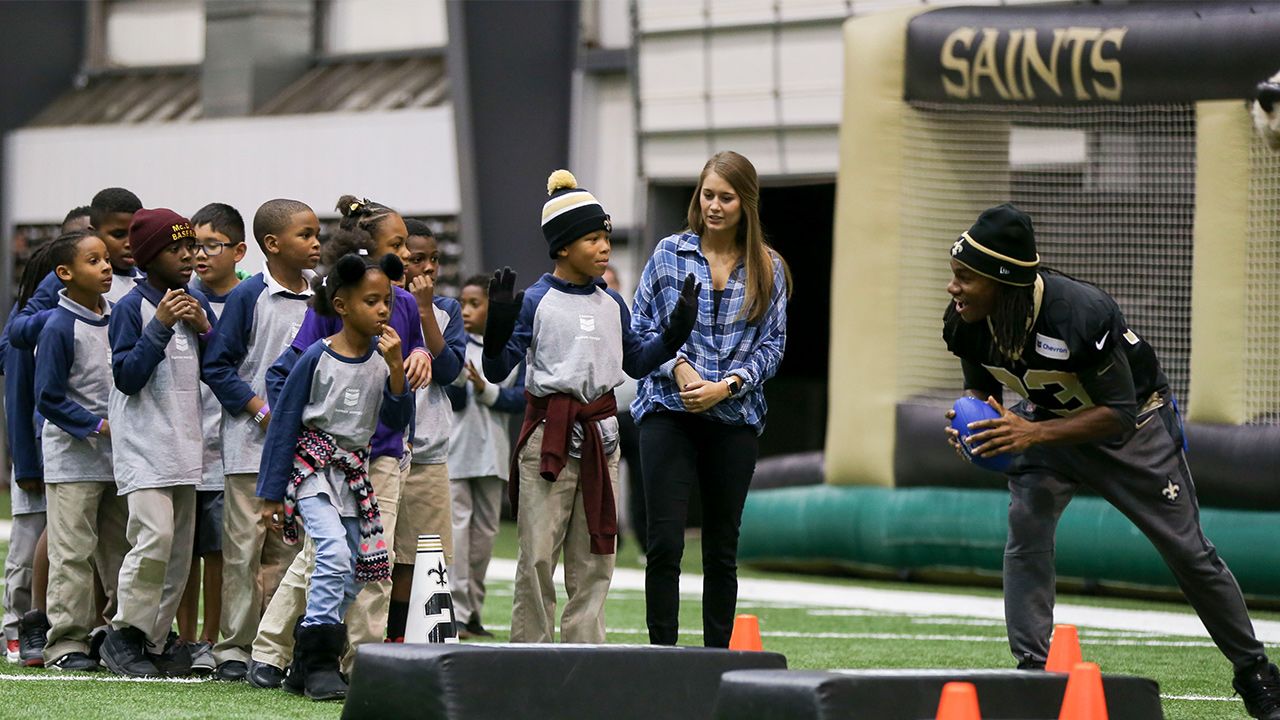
[298,496,364,627]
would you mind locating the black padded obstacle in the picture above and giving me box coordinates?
[711,669,1163,720]
[343,643,788,720]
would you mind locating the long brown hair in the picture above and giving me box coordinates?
[686,151,792,324]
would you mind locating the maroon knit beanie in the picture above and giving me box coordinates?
[129,208,194,269]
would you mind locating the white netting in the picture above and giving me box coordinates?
[896,103,1196,408]
[1245,132,1280,425]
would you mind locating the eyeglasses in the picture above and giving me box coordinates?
[195,240,235,257]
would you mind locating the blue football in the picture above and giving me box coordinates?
[950,396,1016,472]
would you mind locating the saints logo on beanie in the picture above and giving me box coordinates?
[949,203,1039,286]
[541,169,612,260]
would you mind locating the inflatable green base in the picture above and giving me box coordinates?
[738,485,1280,600]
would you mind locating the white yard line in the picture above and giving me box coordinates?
[0,673,211,684]
[1161,694,1241,703]
[487,559,1280,644]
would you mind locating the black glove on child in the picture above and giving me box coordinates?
[661,273,701,353]
[482,267,523,359]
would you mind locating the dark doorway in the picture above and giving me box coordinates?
[756,182,833,457]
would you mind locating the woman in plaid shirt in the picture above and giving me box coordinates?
[631,151,791,647]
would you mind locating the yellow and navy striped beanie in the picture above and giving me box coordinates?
[949,203,1040,286]
[541,169,612,259]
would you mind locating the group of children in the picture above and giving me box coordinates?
[2,169,697,700]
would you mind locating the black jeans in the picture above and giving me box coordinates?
[640,411,758,647]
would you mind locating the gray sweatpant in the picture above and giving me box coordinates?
[3,510,45,642]
[1004,400,1266,670]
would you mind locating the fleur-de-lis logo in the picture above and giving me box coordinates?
[427,560,448,587]
[1162,479,1180,503]
[951,238,964,256]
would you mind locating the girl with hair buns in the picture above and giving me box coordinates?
[630,150,791,648]
[258,253,413,701]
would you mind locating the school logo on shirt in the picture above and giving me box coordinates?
[579,314,595,332]
[343,388,361,407]
[174,334,190,353]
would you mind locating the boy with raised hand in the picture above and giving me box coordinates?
[178,202,247,673]
[88,187,145,304]
[482,170,698,643]
[203,199,320,681]
[34,231,117,671]
[102,209,215,677]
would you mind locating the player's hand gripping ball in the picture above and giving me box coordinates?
[950,396,1016,472]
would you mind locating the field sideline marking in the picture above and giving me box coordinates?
[480,624,1217,648]
[0,673,210,684]
[486,560,1280,643]
[1161,694,1241,703]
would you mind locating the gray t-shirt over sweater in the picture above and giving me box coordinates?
[203,271,313,477]
[108,284,213,494]
[37,292,114,484]
[411,303,455,465]
[295,344,391,516]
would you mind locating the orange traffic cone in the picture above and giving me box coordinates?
[728,614,763,651]
[1046,624,1083,673]
[935,681,982,720]
[1058,662,1108,720]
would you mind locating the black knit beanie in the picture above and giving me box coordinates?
[949,203,1039,286]
[541,169,611,259]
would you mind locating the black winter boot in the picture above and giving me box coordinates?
[281,617,306,696]
[296,622,348,701]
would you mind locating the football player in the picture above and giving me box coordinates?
[942,204,1280,720]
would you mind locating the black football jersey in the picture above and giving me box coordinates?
[943,271,1168,420]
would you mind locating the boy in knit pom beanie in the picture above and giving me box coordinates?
[480,169,701,643]
[101,209,216,677]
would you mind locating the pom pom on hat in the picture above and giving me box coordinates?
[547,169,578,196]
[541,168,611,259]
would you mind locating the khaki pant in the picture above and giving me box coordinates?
[94,491,130,624]
[510,426,619,644]
[112,485,196,649]
[399,462,453,564]
[44,482,131,662]
[252,456,404,671]
[214,473,301,664]
[3,511,44,641]
[449,475,504,625]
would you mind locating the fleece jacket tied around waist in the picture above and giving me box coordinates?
[511,390,618,555]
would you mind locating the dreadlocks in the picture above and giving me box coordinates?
[943,281,1037,364]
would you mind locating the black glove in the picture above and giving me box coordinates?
[483,267,523,358]
[661,273,701,352]
[1257,81,1280,114]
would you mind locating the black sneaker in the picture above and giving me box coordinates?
[247,659,285,689]
[17,610,50,667]
[48,651,99,672]
[1016,654,1045,671]
[100,627,159,677]
[214,659,248,682]
[1235,661,1280,720]
[465,618,494,638]
[147,632,193,677]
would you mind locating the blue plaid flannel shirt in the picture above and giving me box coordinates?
[629,232,788,434]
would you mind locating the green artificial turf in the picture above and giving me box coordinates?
[0,522,1268,719]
